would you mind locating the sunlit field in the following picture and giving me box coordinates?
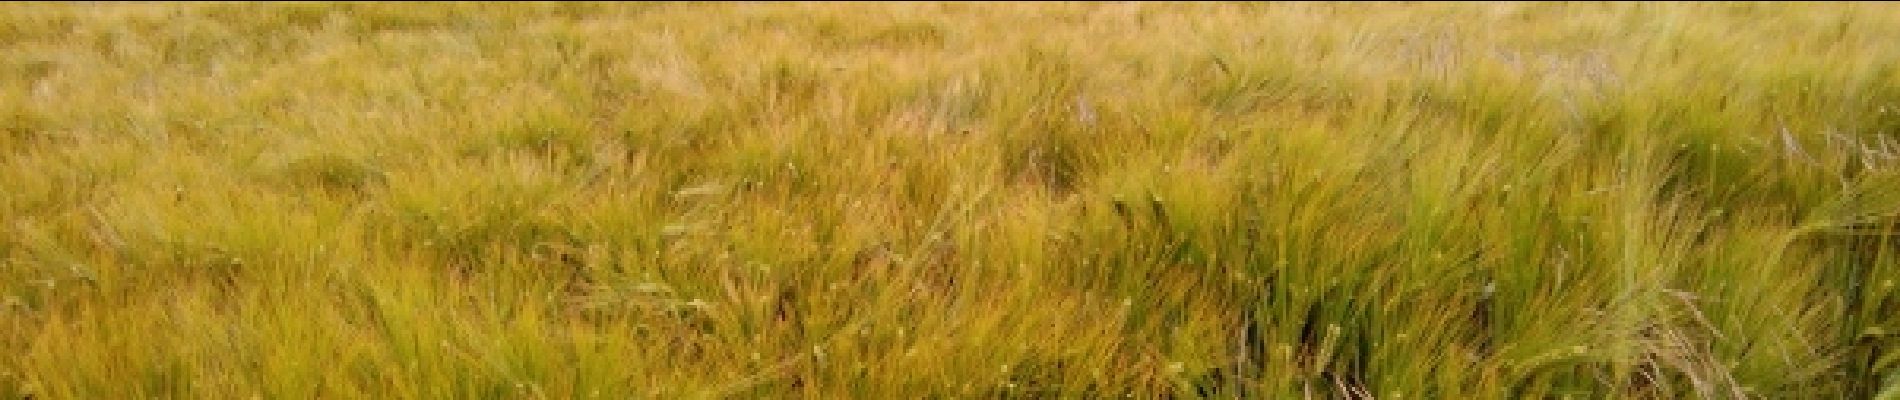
[3,2,1899,398]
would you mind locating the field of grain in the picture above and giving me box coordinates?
[3,2,1899,398]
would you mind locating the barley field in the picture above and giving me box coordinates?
[3,2,1899,399]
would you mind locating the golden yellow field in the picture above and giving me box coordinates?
[3,2,1899,398]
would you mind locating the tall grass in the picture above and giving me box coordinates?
[3,2,1898,398]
